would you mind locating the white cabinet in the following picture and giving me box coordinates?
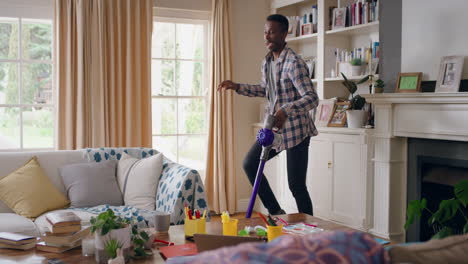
[308,127,374,231]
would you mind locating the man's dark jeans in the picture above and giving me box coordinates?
[243,137,313,215]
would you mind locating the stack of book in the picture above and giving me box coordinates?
[36,211,89,253]
[0,232,37,250]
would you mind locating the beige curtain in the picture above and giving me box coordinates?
[55,0,153,149]
[205,0,236,214]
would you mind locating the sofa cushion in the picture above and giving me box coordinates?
[0,157,70,218]
[0,150,86,213]
[117,152,163,210]
[60,160,123,208]
[0,213,39,237]
[389,234,468,264]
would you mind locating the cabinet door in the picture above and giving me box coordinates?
[308,136,332,219]
[329,134,365,228]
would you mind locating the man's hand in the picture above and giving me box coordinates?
[274,109,288,129]
[217,80,239,92]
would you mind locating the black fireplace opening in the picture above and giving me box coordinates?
[407,138,468,242]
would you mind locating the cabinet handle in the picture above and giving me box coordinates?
[328,161,332,168]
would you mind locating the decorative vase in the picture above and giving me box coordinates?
[95,225,131,264]
[346,110,366,128]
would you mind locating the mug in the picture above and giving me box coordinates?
[153,212,171,232]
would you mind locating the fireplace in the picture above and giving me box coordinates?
[407,138,468,241]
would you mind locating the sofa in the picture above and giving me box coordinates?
[0,147,209,237]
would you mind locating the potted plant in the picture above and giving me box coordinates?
[341,73,369,128]
[104,239,123,264]
[374,79,385,93]
[350,58,363,76]
[90,209,151,263]
[405,180,468,240]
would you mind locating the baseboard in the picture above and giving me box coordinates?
[236,198,268,214]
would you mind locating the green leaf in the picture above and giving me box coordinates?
[357,75,370,84]
[405,199,427,230]
[341,72,349,83]
[432,226,453,239]
[455,180,468,207]
[140,231,149,241]
[134,247,148,257]
[430,199,461,224]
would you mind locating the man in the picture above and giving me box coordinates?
[218,14,319,215]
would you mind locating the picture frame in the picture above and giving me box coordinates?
[332,8,347,30]
[328,102,350,127]
[314,99,336,127]
[435,56,464,93]
[302,23,312,35]
[395,72,422,93]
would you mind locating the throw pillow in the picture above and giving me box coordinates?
[389,233,468,264]
[59,160,123,208]
[0,157,70,218]
[117,152,163,210]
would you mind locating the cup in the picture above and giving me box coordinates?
[184,217,206,237]
[81,234,95,256]
[154,212,171,232]
[222,219,238,236]
[267,224,284,242]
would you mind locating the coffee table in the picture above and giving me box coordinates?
[0,214,360,263]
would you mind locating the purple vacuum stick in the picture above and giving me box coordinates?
[246,114,276,218]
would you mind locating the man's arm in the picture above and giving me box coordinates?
[280,58,319,116]
[236,83,266,97]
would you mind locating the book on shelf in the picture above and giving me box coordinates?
[0,232,37,245]
[45,211,81,227]
[46,221,81,234]
[0,241,36,250]
[41,227,90,247]
[36,240,81,253]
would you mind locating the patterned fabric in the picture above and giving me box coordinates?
[76,205,155,228]
[85,148,209,225]
[167,231,391,264]
[236,45,319,150]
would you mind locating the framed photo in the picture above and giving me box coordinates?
[332,8,347,30]
[302,24,312,35]
[315,99,336,127]
[435,56,464,93]
[396,72,422,93]
[328,102,350,127]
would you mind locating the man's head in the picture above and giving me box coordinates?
[265,14,288,52]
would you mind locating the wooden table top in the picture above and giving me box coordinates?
[0,214,357,264]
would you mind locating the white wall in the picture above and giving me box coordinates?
[230,0,270,211]
[402,0,468,80]
[154,0,211,11]
[0,0,53,19]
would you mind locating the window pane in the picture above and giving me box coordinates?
[0,107,20,149]
[178,98,206,134]
[152,98,176,134]
[153,136,177,162]
[22,106,53,148]
[0,62,18,104]
[152,22,175,59]
[176,61,204,96]
[176,24,203,60]
[178,135,206,170]
[22,63,52,104]
[0,18,19,59]
[152,60,175,96]
[21,20,52,60]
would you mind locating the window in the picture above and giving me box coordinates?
[0,17,54,150]
[151,19,209,172]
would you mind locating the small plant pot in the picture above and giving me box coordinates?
[350,65,362,76]
[374,86,384,93]
[95,225,132,264]
[346,110,366,128]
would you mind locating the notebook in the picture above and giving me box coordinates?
[159,243,198,260]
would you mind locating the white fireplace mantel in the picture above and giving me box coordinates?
[363,93,468,242]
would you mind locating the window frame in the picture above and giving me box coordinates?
[152,15,211,172]
[0,17,55,151]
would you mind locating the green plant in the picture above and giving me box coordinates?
[405,180,468,239]
[374,79,385,89]
[90,209,129,236]
[350,58,362,66]
[131,225,150,257]
[104,238,122,259]
[340,72,369,110]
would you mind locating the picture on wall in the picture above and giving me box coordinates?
[395,72,422,93]
[435,56,464,93]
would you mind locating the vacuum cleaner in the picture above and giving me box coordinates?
[245,114,283,218]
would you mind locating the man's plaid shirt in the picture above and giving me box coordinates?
[237,45,319,150]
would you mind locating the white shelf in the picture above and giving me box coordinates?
[287,33,318,43]
[312,79,317,83]
[325,74,378,82]
[271,0,308,9]
[326,21,379,36]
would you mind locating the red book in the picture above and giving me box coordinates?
[159,243,198,260]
